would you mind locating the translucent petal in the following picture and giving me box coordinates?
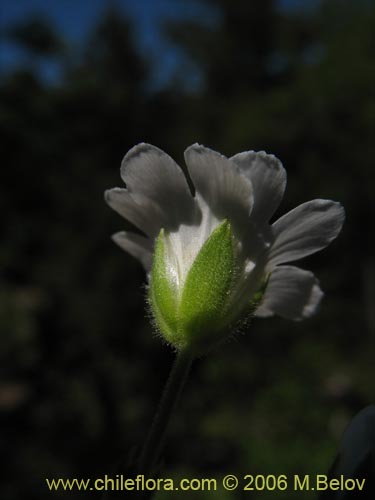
[268,199,345,268]
[255,265,324,320]
[184,144,253,238]
[121,143,198,231]
[112,231,153,270]
[105,188,163,238]
[230,150,286,223]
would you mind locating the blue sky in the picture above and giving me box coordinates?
[0,0,316,88]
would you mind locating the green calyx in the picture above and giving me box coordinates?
[148,228,181,345]
[149,220,237,355]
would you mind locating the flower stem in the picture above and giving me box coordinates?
[137,348,194,476]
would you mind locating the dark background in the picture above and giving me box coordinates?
[0,0,373,498]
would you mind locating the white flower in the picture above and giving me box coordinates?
[105,143,344,354]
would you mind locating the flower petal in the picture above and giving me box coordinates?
[230,150,286,223]
[184,144,253,236]
[255,265,324,320]
[112,231,153,270]
[105,188,163,238]
[121,143,198,231]
[268,199,345,267]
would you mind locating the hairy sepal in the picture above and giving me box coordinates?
[149,220,238,354]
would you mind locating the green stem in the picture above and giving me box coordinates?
[137,348,194,476]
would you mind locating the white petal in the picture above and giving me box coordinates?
[105,188,163,238]
[230,150,286,223]
[184,144,253,236]
[121,143,198,231]
[255,265,324,320]
[268,199,345,268]
[112,231,153,270]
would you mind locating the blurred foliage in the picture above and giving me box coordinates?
[0,0,373,498]
[5,16,65,56]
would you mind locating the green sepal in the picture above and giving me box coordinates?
[149,229,182,346]
[178,219,236,349]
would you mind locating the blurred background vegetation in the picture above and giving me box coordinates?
[0,0,373,498]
